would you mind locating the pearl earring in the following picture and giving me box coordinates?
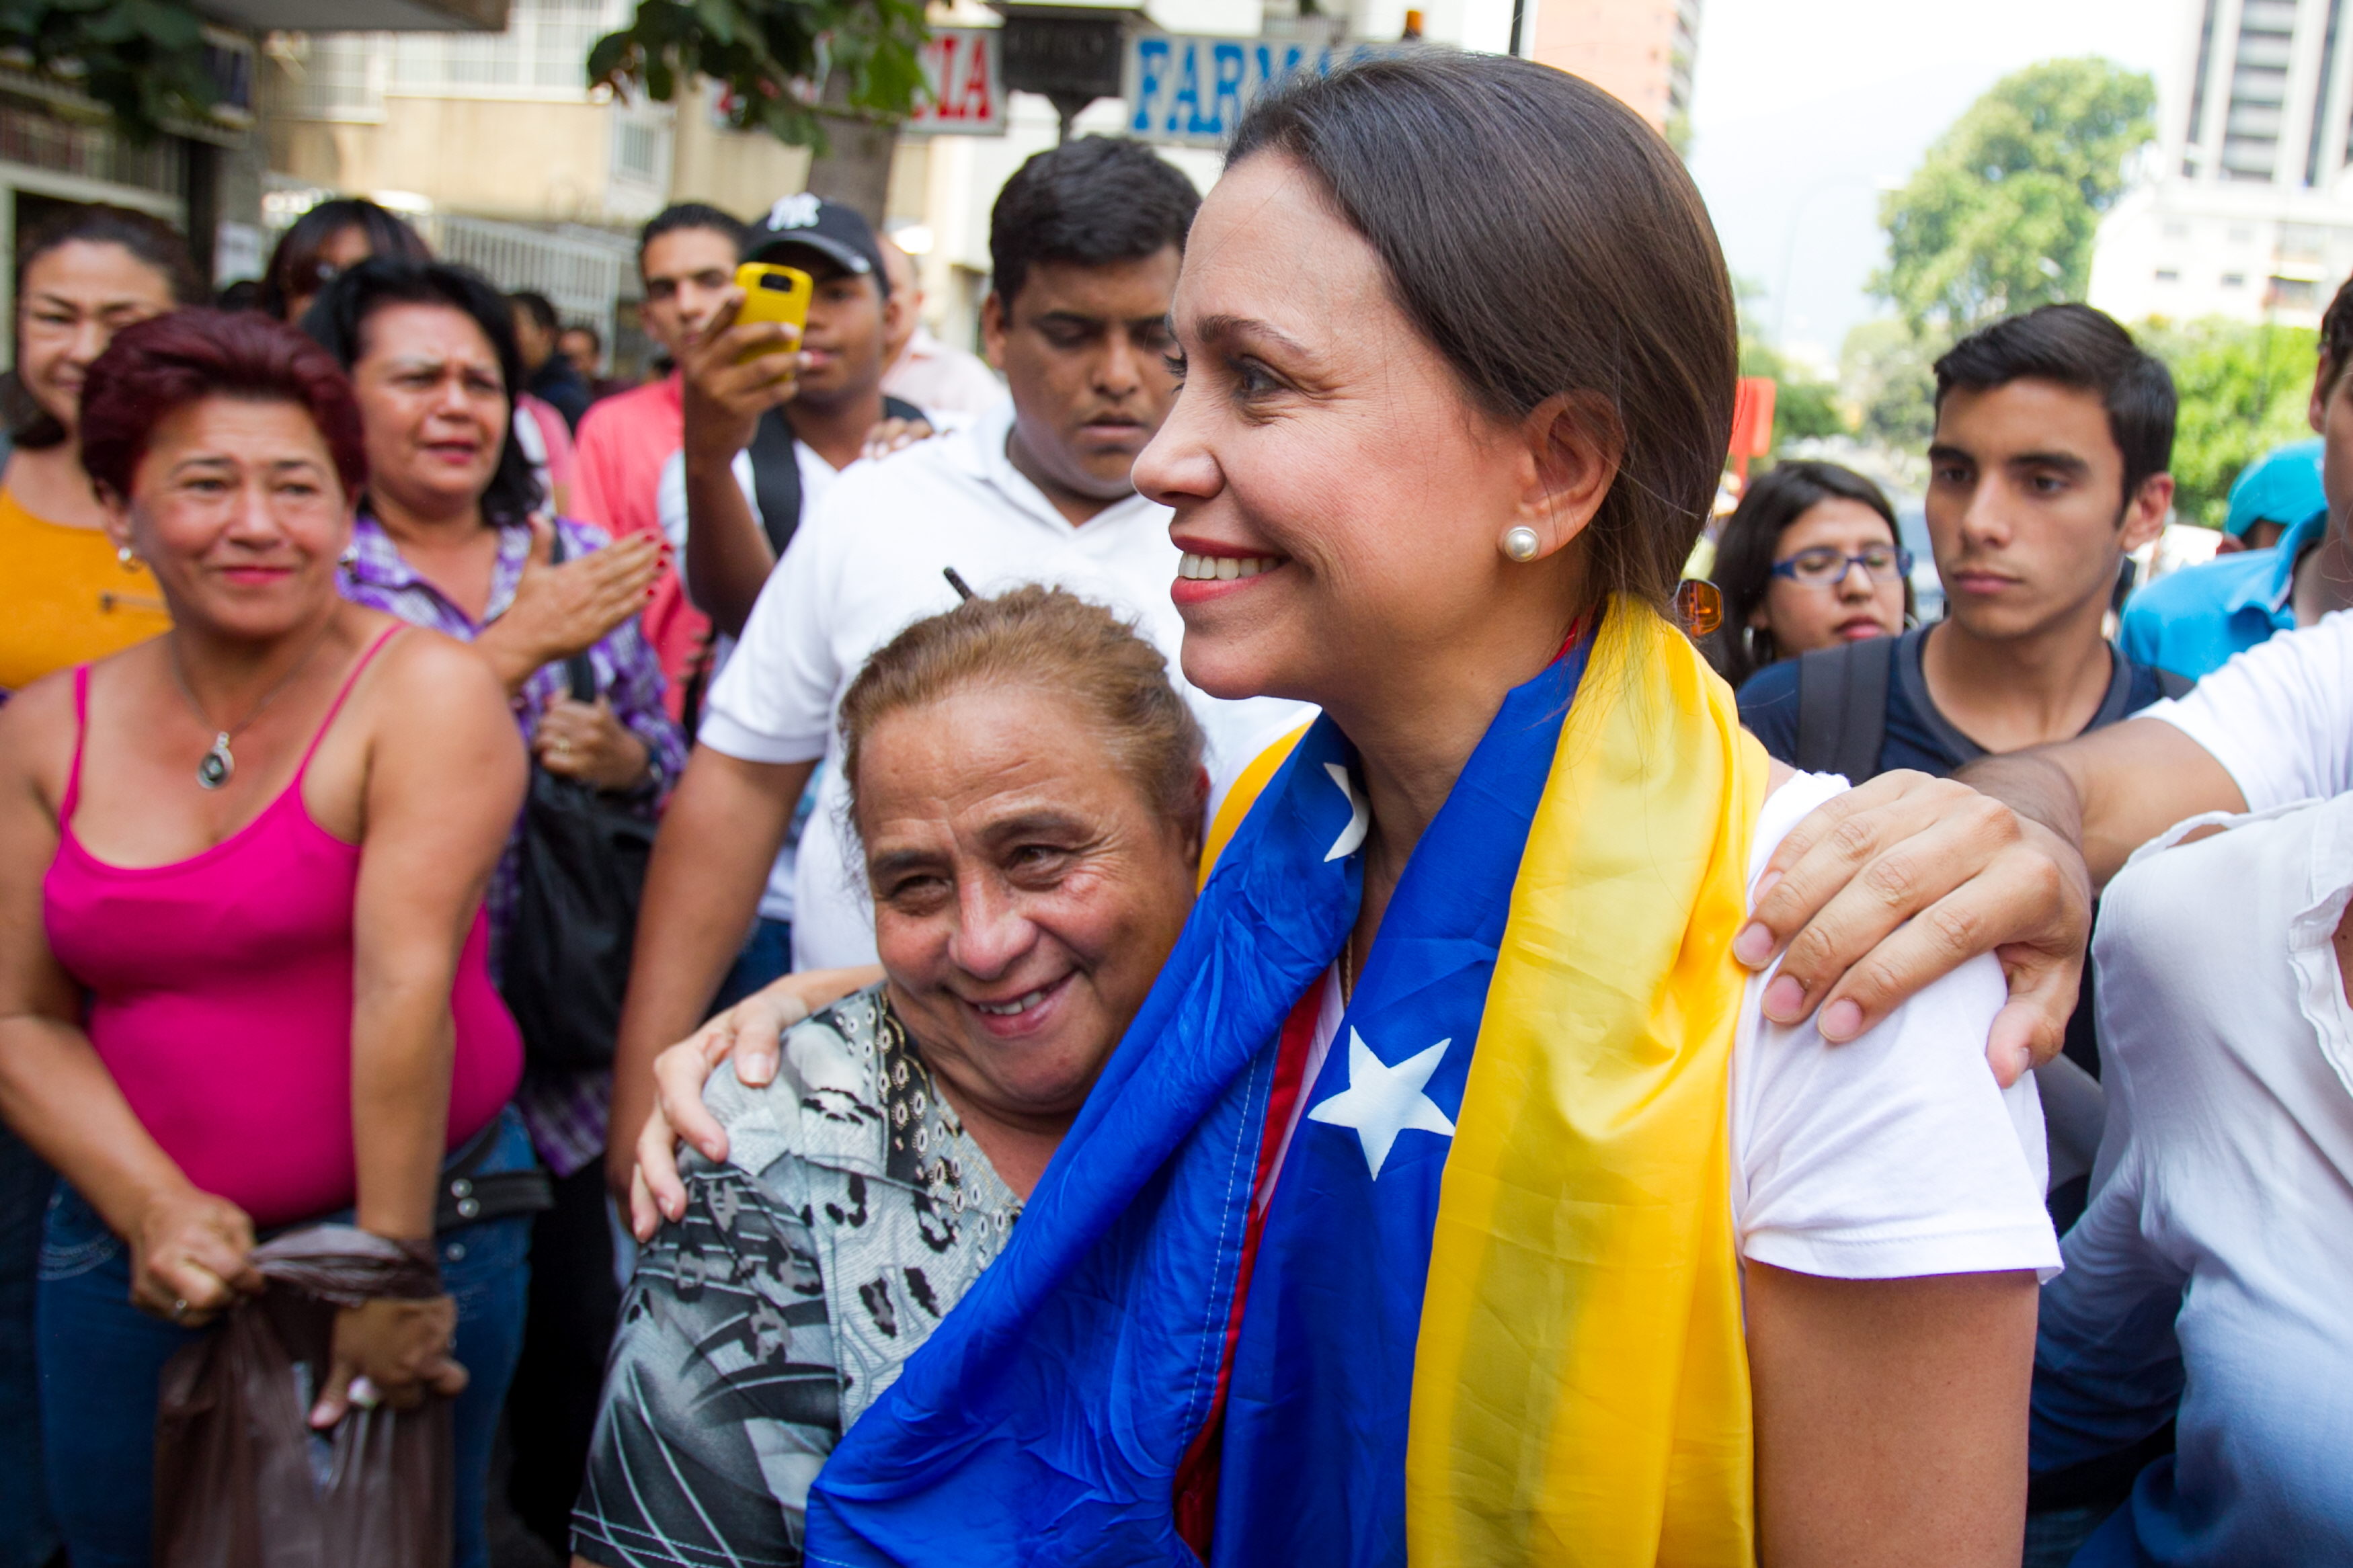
[116,545,138,570]
[1501,526,1540,563]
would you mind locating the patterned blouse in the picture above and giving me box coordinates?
[337,511,686,1175]
[572,985,1024,1568]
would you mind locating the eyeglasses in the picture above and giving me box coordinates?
[1769,544,1913,589]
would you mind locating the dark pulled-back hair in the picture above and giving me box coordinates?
[638,202,747,270]
[1933,303,2176,505]
[989,136,1199,306]
[9,204,204,448]
[1706,460,1909,686]
[258,198,432,322]
[1228,52,1737,616]
[80,308,367,503]
[303,256,544,524]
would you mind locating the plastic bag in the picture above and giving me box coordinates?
[154,1223,454,1568]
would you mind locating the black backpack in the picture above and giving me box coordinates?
[745,394,926,557]
[1791,630,2193,785]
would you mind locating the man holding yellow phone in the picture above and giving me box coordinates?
[673,196,918,641]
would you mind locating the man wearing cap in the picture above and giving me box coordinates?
[598,139,1310,1227]
[670,192,923,643]
[2120,436,2340,681]
[636,194,922,1015]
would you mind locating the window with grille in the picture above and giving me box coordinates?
[612,116,667,183]
[389,0,623,97]
[280,33,385,118]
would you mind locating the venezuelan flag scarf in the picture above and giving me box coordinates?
[807,604,1767,1567]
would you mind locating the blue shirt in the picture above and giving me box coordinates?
[1737,625,2176,780]
[2117,509,2324,681]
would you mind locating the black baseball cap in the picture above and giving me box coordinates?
[746,193,889,294]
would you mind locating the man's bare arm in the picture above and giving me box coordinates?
[1969,716,2245,892]
[1735,716,2247,1085]
[605,747,814,1200]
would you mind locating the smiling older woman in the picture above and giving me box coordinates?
[567,587,1203,1568]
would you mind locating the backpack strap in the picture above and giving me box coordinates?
[883,393,926,425]
[1794,634,1896,784]
[747,407,805,560]
[2155,665,2195,700]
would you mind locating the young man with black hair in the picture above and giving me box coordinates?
[669,194,920,641]
[571,202,751,715]
[1741,303,2184,782]
[596,140,1306,1224]
[1741,304,2183,1219]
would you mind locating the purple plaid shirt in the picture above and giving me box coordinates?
[339,512,686,1175]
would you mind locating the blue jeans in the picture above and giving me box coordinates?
[0,1123,56,1568]
[37,1107,536,1568]
[711,915,793,1014]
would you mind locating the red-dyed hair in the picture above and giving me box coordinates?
[79,308,367,503]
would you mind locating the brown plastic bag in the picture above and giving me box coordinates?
[153,1223,454,1568]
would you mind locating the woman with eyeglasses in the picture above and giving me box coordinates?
[1706,459,1913,688]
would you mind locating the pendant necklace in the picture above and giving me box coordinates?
[166,624,338,790]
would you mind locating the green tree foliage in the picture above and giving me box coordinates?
[1841,317,1943,453]
[1730,274,1849,448]
[2138,317,2319,528]
[1740,339,1848,446]
[1874,58,2155,335]
[590,0,928,147]
[0,0,218,143]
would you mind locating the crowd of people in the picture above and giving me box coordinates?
[0,42,2347,1568]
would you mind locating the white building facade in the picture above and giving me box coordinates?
[2091,0,2353,328]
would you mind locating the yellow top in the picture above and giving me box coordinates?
[0,484,170,693]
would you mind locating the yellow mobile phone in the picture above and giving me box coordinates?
[733,261,811,364]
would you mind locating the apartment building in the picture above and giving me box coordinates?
[1525,0,1700,133]
[2091,0,2353,327]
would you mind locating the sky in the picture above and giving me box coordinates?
[1687,0,2188,372]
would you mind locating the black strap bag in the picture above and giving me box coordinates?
[498,535,655,1073]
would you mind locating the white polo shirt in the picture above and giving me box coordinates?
[699,399,1310,969]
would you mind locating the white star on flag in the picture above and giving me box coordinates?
[1324,762,1369,862]
[1307,1028,1455,1179]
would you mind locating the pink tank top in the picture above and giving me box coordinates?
[42,628,524,1227]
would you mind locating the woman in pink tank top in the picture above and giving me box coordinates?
[0,311,531,1567]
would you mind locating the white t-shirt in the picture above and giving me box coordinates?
[699,399,1311,969]
[658,440,846,924]
[2139,606,2353,813]
[1271,771,2059,1281]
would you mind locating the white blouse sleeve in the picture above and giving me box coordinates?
[1727,774,2061,1282]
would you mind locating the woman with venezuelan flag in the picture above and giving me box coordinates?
[787,52,2059,1568]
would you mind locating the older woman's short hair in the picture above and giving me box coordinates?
[839,585,1207,834]
[79,308,368,503]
